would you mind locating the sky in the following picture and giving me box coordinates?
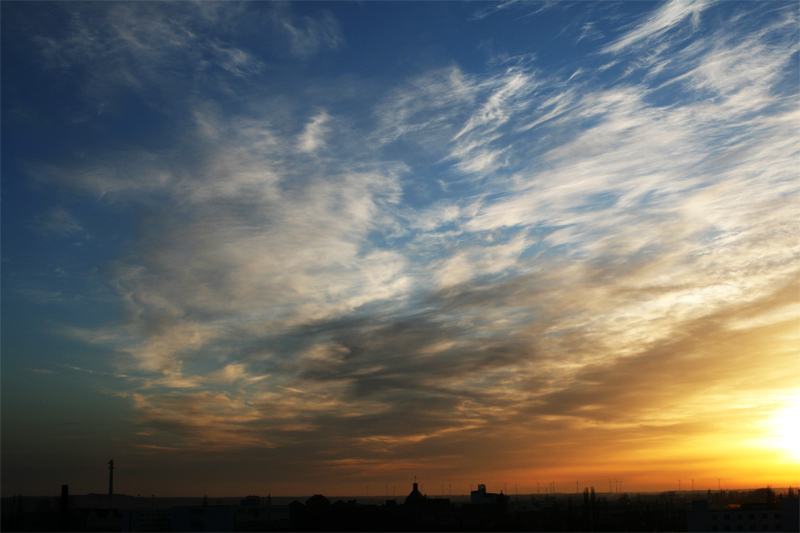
[1,0,798,498]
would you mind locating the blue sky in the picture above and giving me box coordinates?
[2,1,799,497]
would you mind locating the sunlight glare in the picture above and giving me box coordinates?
[767,400,800,461]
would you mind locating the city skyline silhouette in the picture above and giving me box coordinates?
[2,478,798,532]
[2,0,798,507]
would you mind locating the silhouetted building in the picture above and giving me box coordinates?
[172,501,291,533]
[470,484,506,506]
[398,481,455,528]
[87,508,122,532]
[240,496,261,506]
[305,494,331,514]
[687,497,799,532]
[405,482,426,507]
[121,509,171,532]
[461,483,509,528]
[173,505,234,532]
[288,499,305,521]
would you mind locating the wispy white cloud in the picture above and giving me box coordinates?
[123,7,797,450]
[36,207,84,235]
[470,0,557,22]
[31,2,343,111]
[374,66,477,146]
[24,367,56,375]
[603,0,711,54]
[279,9,343,58]
[297,111,331,153]
[16,1,798,484]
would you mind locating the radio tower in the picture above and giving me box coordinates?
[108,460,115,509]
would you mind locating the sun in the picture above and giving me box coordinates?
[766,400,800,462]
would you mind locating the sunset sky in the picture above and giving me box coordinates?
[2,0,798,498]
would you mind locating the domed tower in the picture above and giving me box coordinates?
[405,478,426,509]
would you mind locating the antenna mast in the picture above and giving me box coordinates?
[108,460,115,509]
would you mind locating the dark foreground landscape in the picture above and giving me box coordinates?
[2,483,797,532]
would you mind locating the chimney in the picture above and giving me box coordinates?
[60,485,69,532]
